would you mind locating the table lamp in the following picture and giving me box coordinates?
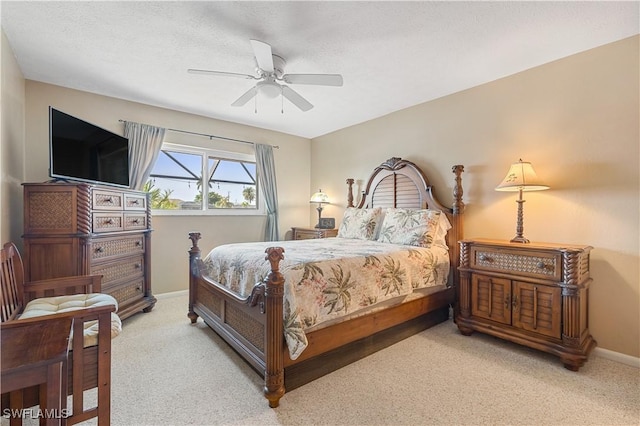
[495,159,549,243]
[309,189,329,228]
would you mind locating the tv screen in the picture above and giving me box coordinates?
[49,107,130,188]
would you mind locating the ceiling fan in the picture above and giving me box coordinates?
[188,39,343,112]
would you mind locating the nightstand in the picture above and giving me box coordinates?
[456,238,595,371]
[291,227,338,240]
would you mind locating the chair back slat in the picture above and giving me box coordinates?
[1,242,25,322]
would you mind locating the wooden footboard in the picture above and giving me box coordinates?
[188,232,285,407]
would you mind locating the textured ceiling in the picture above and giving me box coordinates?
[1,1,638,139]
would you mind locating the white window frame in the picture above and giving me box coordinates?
[149,142,265,216]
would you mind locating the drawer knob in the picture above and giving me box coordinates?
[104,197,113,203]
[131,199,139,205]
[105,218,114,225]
[135,263,142,269]
[135,241,142,247]
[132,218,140,224]
[536,261,545,269]
[95,246,105,253]
[479,254,492,262]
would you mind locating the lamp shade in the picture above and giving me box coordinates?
[495,159,549,192]
[310,190,329,204]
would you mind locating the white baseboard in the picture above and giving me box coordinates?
[155,289,188,299]
[594,347,640,368]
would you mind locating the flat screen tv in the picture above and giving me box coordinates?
[49,107,130,188]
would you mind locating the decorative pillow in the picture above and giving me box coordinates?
[377,208,441,247]
[433,212,452,249]
[337,207,384,240]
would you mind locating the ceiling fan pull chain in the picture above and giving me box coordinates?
[281,91,284,114]
[254,92,258,114]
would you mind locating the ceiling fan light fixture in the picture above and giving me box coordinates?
[257,80,282,99]
[189,39,341,112]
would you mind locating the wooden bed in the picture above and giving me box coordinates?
[187,157,464,407]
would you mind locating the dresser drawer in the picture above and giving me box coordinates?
[105,278,145,307]
[470,245,561,281]
[91,255,144,285]
[90,235,145,262]
[93,213,124,233]
[124,194,147,211]
[92,189,124,210]
[124,214,147,230]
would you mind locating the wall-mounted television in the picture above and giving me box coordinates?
[49,107,130,188]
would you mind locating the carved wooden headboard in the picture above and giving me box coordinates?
[346,157,464,286]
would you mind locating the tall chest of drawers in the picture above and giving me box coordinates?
[23,182,156,319]
[456,238,595,371]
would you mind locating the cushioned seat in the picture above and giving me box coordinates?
[19,293,122,347]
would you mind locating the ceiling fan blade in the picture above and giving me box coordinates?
[231,87,257,107]
[188,69,256,79]
[282,86,313,112]
[250,39,274,73]
[282,74,344,87]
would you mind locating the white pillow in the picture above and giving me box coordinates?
[337,207,384,240]
[377,208,441,247]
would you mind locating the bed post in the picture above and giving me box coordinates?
[264,247,285,408]
[451,165,465,316]
[187,232,201,324]
[346,178,355,208]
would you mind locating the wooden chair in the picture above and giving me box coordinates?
[1,242,118,425]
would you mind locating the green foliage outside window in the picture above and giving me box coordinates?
[143,181,178,210]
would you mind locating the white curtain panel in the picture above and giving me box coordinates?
[255,143,280,241]
[124,122,166,190]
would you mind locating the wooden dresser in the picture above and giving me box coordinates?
[23,182,156,319]
[456,238,595,371]
[291,227,338,240]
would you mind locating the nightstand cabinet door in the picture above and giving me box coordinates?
[471,275,511,325]
[512,281,561,339]
[457,238,595,371]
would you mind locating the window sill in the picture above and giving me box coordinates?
[152,209,265,217]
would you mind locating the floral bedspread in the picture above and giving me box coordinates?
[201,237,450,360]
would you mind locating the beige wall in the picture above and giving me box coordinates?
[23,82,311,295]
[1,29,26,244]
[312,36,640,357]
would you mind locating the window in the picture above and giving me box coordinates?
[145,143,261,215]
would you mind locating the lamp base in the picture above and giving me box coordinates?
[510,236,530,244]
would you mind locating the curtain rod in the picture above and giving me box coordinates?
[118,119,279,149]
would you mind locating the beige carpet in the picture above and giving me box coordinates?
[4,292,639,425]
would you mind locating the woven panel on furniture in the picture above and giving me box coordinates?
[225,304,265,352]
[108,279,144,305]
[124,215,147,230]
[476,251,556,277]
[92,257,143,284]
[91,236,144,260]
[197,284,222,318]
[94,192,123,208]
[125,195,146,210]
[29,192,73,229]
[93,215,123,231]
